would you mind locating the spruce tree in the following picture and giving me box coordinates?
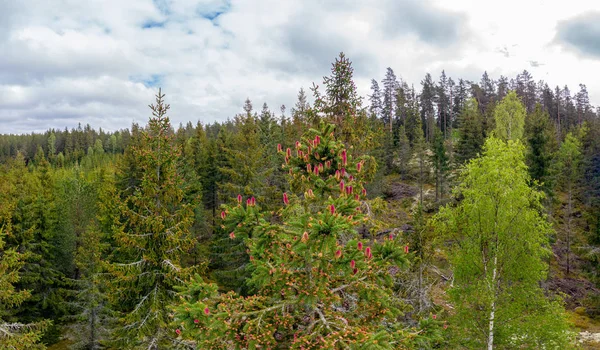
[66,169,116,349]
[368,79,383,119]
[420,73,436,143]
[553,131,584,276]
[382,68,398,132]
[314,53,376,155]
[175,124,442,349]
[396,125,412,180]
[4,152,65,344]
[0,226,49,349]
[525,104,557,189]
[431,129,449,201]
[455,98,484,164]
[109,89,195,349]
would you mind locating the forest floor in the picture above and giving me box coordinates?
[571,311,600,348]
[47,339,72,350]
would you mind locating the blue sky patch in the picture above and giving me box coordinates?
[142,20,165,29]
[197,0,231,22]
[130,74,163,88]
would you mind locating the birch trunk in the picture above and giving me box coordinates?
[487,254,498,350]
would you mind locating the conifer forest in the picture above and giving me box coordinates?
[2,52,600,349]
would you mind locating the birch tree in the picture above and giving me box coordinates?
[493,90,526,141]
[434,137,573,349]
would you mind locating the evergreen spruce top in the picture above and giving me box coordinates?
[109,89,196,349]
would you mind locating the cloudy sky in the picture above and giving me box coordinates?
[1,0,599,134]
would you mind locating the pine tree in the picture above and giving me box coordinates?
[437,71,451,138]
[109,89,196,349]
[434,137,573,349]
[420,73,437,143]
[382,68,398,132]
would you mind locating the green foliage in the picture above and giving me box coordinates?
[0,152,67,344]
[431,129,449,201]
[0,225,50,349]
[1,52,599,349]
[493,90,526,141]
[434,137,573,348]
[396,125,412,180]
[219,107,278,209]
[552,129,585,275]
[109,90,197,349]
[311,52,378,156]
[174,124,441,349]
[525,103,557,189]
[553,131,583,192]
[65,169,116,349]
[455,98,484,164]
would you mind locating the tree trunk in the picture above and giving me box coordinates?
[487,255,498,350]
[567,182,572,275]
[418,263,423,313]
[557,99,561,143]
[419,156,424,205]
[91,305,97,349]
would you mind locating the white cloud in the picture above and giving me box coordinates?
[0,0,599,134]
